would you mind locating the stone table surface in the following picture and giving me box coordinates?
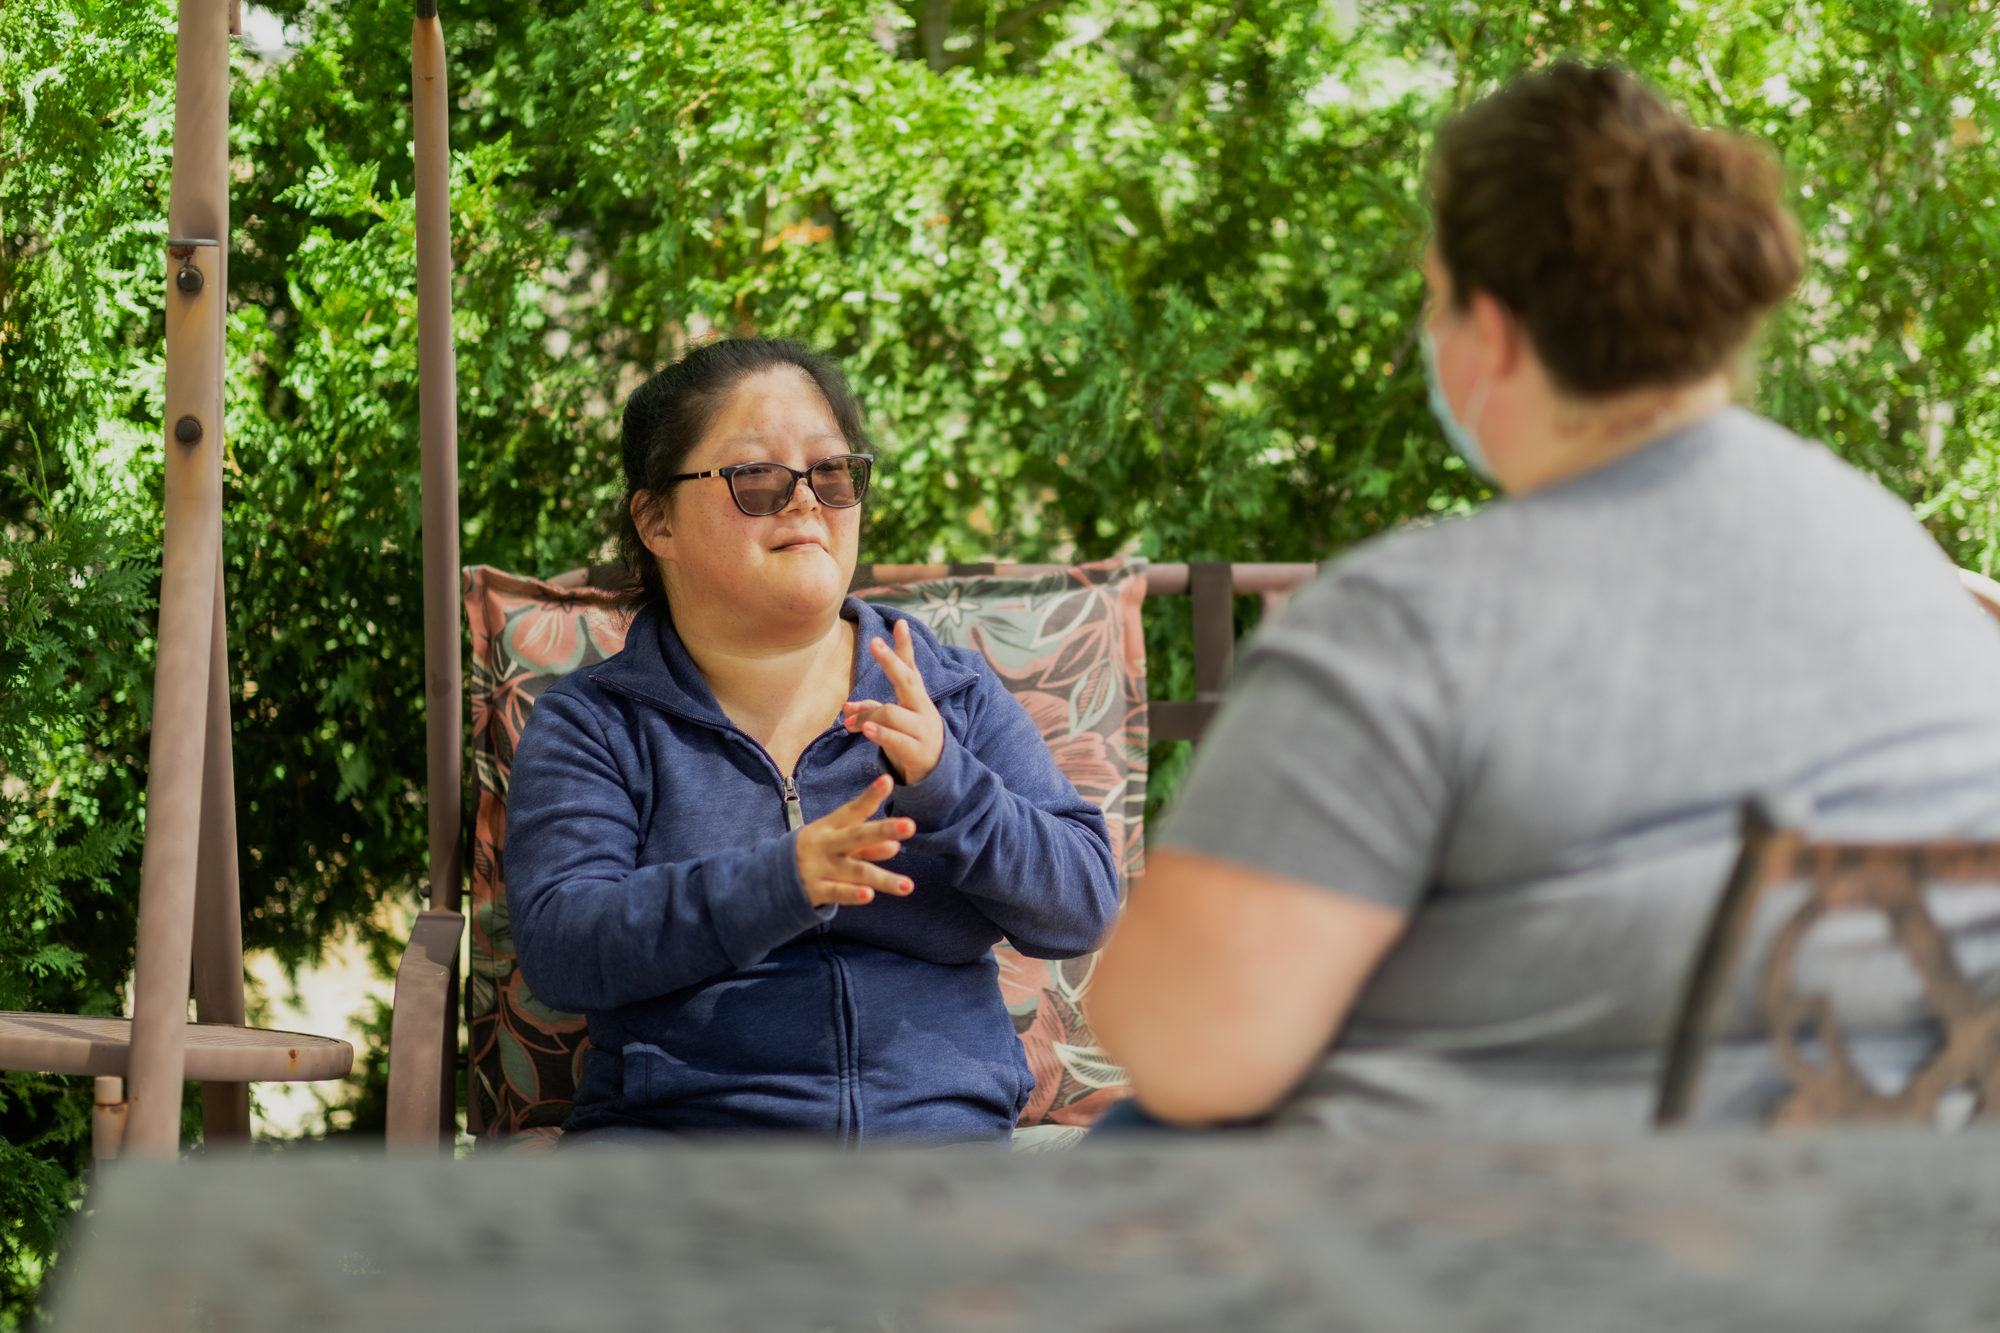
[48,1129,2000,1333]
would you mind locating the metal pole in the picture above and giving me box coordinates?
[384,0,467,1152]
[192,553,250,1143]
[126,0,230,1157]
[413,0,462,916]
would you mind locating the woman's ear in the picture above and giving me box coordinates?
[631,489,674,560]
[1468,290,1526,381]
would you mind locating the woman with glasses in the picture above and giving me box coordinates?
[506,338,1119,1144]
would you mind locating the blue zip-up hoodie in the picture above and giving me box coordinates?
[505,596,1121,1144]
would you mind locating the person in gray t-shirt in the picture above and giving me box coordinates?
[1086,61,2000,1138]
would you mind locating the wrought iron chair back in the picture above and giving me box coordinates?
[1657,801,2000,1128]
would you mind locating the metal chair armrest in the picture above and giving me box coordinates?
[385,909,464,1150]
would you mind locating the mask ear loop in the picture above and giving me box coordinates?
[1461,299,1519,445]
[1463,378,1494,438]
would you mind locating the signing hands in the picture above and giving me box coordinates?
[796,775,915,908]
[797,620,941,910]
[841,618,945,786]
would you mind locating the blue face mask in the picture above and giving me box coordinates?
[1421,331,1495,483]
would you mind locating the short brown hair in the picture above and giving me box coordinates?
[1431,61,1803,397]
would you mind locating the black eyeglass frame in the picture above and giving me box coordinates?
[668,453,875,517]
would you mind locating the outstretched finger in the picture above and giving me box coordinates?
[849,702,924,736]
[814,880,879,907]
[830,816,913,853]
[827,773,893,826]
[869,635,930,711]
[851,863,916,896]
[854,702,925,729]
[817,862,914,901]
[841,699,884,732]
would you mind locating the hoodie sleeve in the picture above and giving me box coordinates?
[504,688,831,1014]
[886,654,1121,960]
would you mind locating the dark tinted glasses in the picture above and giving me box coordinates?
[670,453,874,518]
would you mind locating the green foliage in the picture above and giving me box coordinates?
[1,0,1997,1318]
[0,0,170,1315]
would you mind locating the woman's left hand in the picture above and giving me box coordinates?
[842,618,946,786]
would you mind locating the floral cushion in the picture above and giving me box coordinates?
[463,568,633,1139]
[462,559,1144,1143]
[855,559,1146,1130]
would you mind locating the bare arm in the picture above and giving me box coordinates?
[1087,848,1407,1125]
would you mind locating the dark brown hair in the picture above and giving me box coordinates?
[1430,60,1803,397]
[616,338,868,614]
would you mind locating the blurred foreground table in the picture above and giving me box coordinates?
[50,1131,2000,1332]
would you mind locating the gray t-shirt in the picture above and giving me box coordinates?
[1160,408,2000,1137]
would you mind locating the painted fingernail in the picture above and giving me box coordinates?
[900,879,914,892]
[857,888,873,903]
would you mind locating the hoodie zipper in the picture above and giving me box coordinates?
[792,769,856,1141]
[781,772,805,831]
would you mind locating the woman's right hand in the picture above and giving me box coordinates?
[796,774,916,908]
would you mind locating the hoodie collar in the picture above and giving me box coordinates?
[591,595,979,730]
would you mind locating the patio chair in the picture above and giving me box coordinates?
[381,557,1317,1148]
[0,0,355,1159]
[1656,800,2000,1129]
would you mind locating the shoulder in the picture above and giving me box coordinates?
[533,663,622,721]
[1700,408,1925,521]
[1289,407,1927,626]
[528,603,670,725]
[516,665,648,765]
[1524,406,1907,528]
[923,633,1012,722]
[1272,510,1503,657]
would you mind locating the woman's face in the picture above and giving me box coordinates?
[640,367,862,632]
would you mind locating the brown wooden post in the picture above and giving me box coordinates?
[1188,562,1235,702]
[384,0,467,1152]
[414,0,462,921]
[126,0,231,1157]
[191,558,250,1142]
